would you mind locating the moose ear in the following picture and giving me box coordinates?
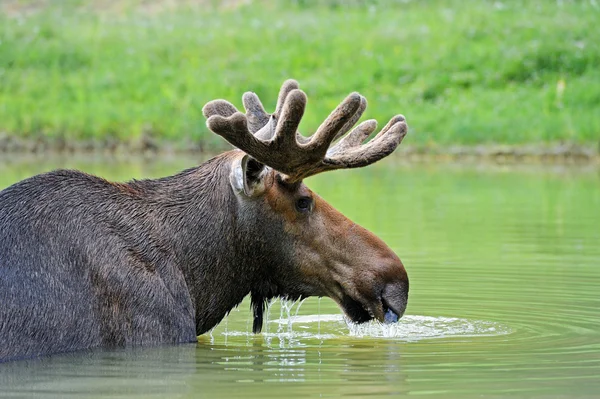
[230,154,267,197]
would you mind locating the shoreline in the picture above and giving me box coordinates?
[0,136,597,165]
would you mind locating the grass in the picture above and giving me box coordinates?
[0,0,599,151]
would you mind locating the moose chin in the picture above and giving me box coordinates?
[0,79,408,362]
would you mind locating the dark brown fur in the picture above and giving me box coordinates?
[0,150,408,362]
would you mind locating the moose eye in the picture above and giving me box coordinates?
[295,197,313,213]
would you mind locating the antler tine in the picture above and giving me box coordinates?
[374,114,406,140]
[242,79,300,138]
[202,99,239,119]
[242,92,270,134]
[325,116,408,169]
[332,95,368,142]
[303,92,363,154]
[326,119,378,157]
[274,79,300,118]
[326,114,406,158]
[206,112,270,156]
[273,89,307,147]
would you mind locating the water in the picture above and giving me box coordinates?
[1,154,599,398]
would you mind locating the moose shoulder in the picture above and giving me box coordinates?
[0,80,409,362]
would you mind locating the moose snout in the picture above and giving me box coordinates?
[381,279,409,323]
[375,255,409,324]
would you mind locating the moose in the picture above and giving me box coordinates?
[0,80,409,362]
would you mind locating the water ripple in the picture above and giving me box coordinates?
[265,314,513,341]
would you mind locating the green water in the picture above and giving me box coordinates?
[1,155,599,398]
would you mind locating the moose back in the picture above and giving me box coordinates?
[0,80,409,362]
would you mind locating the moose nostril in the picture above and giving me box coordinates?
[382,280,409,320]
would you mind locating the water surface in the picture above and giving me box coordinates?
[1,154,598,398]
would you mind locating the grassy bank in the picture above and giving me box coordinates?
[0,0,599,152]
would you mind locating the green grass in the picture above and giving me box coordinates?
[0,0,599,150]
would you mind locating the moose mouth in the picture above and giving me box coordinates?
[340,295,402,325]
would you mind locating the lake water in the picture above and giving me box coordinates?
[1,154,599,398]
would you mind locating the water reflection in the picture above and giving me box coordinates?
[193,341,409,397]
[0,342,410,398]
[0,345,198,398]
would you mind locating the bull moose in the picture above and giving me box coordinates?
[0,80,409,362]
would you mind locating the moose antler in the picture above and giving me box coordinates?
[202,79,407,183]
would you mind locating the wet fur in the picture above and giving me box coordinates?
[0,151,291,361]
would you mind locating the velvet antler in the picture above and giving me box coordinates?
[202,79,407,183]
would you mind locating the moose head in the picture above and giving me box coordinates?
[202,80,409,333]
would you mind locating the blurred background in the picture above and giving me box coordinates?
[1,2,600,398]
[0,0,598,158]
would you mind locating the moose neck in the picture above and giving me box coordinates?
[134,152,263,335]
